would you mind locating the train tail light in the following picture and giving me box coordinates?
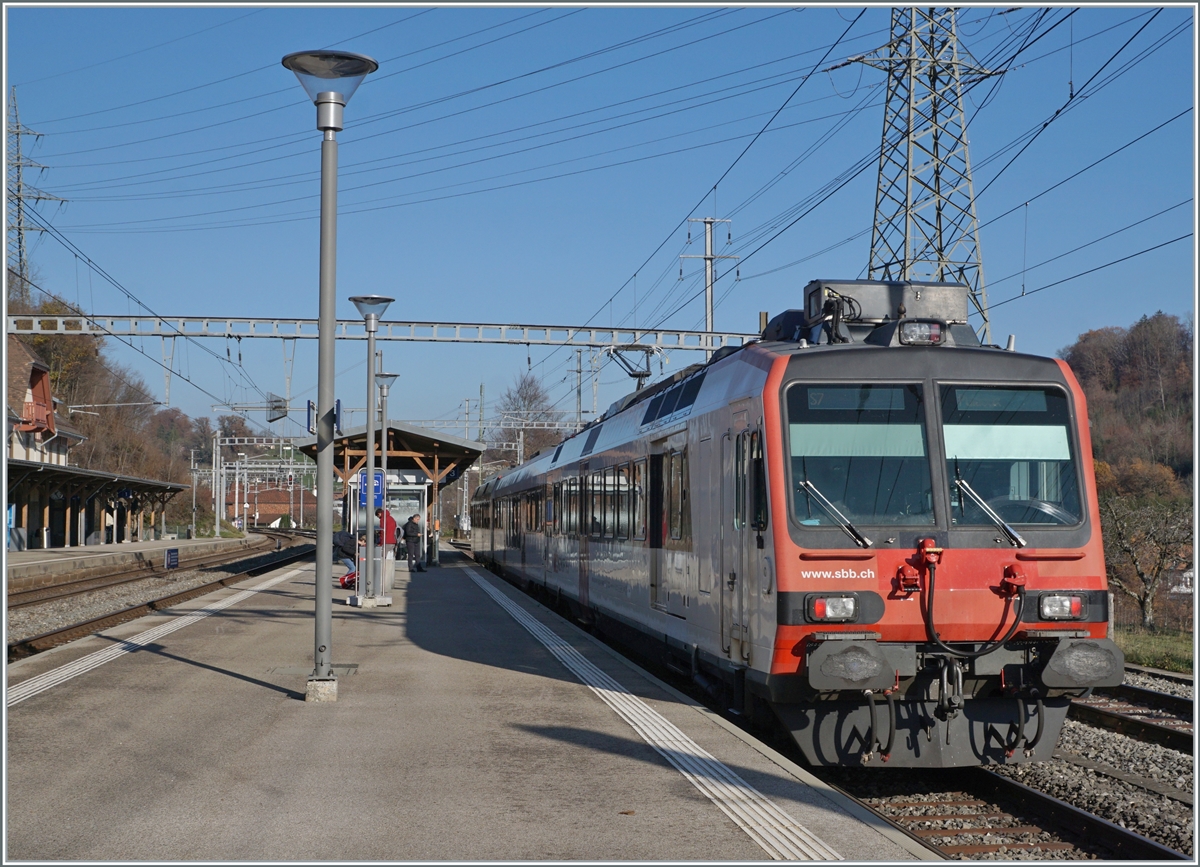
[898,320,945,345]
[1039,594,1085,620]
[809,596,857,622]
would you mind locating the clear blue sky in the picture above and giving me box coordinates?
[6,5,1195,439]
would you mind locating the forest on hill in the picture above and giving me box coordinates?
[1059,311,1193,631]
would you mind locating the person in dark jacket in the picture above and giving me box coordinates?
[332,529,357,575]
[402,514,425,572]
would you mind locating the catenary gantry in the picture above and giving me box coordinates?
[6,315,759,350]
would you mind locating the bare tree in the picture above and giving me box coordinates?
[486,371,562,464]
[1103,495,1192,630]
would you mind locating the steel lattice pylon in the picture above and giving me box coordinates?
[6,87,62,307]
[861,8,994,343]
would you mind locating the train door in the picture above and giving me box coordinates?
[651,436,688,617]
[699,434,720,604]
[721,413,752,661]
[520,493,527,569]
[648,451,664,610]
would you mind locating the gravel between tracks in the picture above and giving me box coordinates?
[6,546,313,645]
[1124,670,1194,699]
[990,719,1194,857]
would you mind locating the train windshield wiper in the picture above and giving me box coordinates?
[799,480,872,548]
[954,476,1027,548]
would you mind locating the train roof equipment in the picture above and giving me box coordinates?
[762,279,983,349]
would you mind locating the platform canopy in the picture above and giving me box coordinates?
[296,422,484,491]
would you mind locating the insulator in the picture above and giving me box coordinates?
[736,267,741,281]
[678,265,683,280]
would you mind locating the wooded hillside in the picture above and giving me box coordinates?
[1059,311,1194,631]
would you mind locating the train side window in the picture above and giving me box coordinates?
[734,433,746,530]
[750,431,768,531]
[617,463,630,539]
[606,466,618,538]
[680,448,691,542]
[590,471,603,538]
[669,450,683,540]
[633,459,647,540]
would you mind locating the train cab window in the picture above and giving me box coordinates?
[941,385,1081,525]
[786,383,934,526]
[633,459,647,540]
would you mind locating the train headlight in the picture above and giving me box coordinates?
[898,319,945,345]
[1039,594,1085,620]
[808,596,857,621]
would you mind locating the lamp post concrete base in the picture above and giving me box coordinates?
[305,677,338,702]
[347,595,391,608]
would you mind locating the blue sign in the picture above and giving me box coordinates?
[165,548,180,570]
[358,470,385,509]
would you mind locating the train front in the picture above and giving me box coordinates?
[760,281,1123,768]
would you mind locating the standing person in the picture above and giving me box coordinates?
[402,513,426,573]
[375,508,397,552]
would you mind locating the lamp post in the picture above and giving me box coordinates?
[235,452,246,532]
[350,295,394,605]
[377,370,398,597]
[377,369,398,559]
[282,49,378,701]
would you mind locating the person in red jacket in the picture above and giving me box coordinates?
[375,508,397,552]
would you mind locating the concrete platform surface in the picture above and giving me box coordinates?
[6,549,931,862]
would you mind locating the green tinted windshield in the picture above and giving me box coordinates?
[786,383,934,526]
[942,385,1081,525]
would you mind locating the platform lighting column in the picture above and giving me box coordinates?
[213,433,221,538]
[234,452,245,533]
[282,50,378,698]
[190,449,197,539]
[377,371,398,591]
[350,295,394,602]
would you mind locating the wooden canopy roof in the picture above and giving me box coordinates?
[296,422,484,491]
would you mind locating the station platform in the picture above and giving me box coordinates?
[5,533,275,589]
[6,547,933,862]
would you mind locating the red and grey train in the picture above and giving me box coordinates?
[470,279,1123,768]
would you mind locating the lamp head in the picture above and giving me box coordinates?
[349,294,394,328]
[282,50,378,131]
[282,50,378,103]
[376,372,399,392]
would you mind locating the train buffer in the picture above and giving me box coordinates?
[6,547,931,861]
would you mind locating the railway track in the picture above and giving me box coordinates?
[1070,683,1193,754]
[818,766,1188,860]
[7,545,314,663]
[7,535,291,609]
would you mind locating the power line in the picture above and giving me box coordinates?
[16,203,269,401]
[986,234,1192,312]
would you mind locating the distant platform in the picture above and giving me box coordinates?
[6,534,275,588]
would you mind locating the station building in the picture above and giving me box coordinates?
[6,335,186,550]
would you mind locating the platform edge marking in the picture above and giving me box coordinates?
[464,566,842,861]
[7,568,303,707]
